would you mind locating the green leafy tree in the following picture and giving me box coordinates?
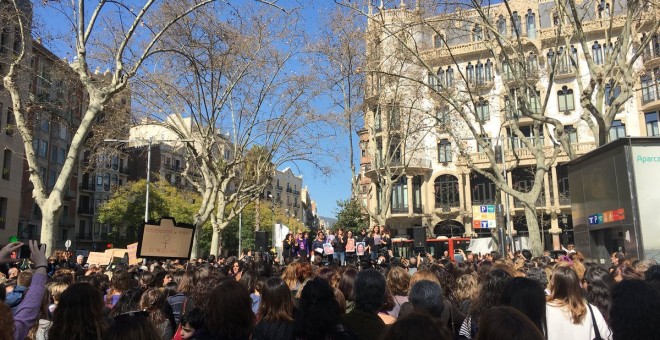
[334,198,368,234]
[98,180,207,250]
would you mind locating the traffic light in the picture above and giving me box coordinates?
[107,243,113,249]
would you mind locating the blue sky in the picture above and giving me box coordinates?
[276,0,355,218]
[34,0,357,219]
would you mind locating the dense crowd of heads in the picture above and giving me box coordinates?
[2,241,660,340]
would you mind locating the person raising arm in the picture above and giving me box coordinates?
[0,240,48,340]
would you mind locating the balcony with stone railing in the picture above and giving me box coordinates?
[363,157,433,177]
[461,141,596,167]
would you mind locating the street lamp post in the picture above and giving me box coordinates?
[461,136,512,255]
[105,137,193,222]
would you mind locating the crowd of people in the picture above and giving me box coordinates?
[1,229,660,340]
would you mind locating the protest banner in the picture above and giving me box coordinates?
[137,217,195,259]
[87,251,112,265]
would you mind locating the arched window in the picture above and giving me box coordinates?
[433,220,465,238]
[437,139,452,163]
[104,173,111,191]
[446,67,454,87]
[485,59,493,80]
[599,0,610,18]
[502,60,512,80]
[527,53,538,75]
[552,11,560,26]
[437,68,445,89]
[592,41,603,65]
[641,73,656,103]
[427,72,437,91]
[473,25,483,41]
[434,175,460,208]
[604,79,620,105]
[111,174,118,186]
[476,61,484,84]
[466,63,474,84]
[434,34,444,48]
[557,86,575,112]
[526,9,536,38]
[511,11,521,36]
[476,98,489,122]
[497,15,507,36]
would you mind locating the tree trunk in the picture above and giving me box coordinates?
[255,199,261,231]
[38,197,62,256]
[190,223,202,259]
[523,204,544,256]
[210,226,220,257]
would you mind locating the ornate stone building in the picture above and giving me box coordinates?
[358,0,659,249]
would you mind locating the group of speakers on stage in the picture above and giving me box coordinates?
[281,225,393,265]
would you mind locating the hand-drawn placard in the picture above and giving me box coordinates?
[127,242,140,265]
[137,217,195,259]
[87,251,112,265]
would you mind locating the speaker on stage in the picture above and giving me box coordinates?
[413,227,427,248]
[255,231,269,252]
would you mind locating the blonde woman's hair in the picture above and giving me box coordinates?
[48,282,70,303]
[454,274,479,302]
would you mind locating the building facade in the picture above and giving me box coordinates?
[359,0,659,249]
[266,167,304,221]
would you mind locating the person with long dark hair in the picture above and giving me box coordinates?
[609,279,660,340]
[293,278,357,340]
[46,283,108,340]
[196,278,254,340]
[239,270,261,314]
[338,266,359,313]
[582,265,614,325]
[458,269,511,339]
[167,271,195,325]
[140,288,175,340]
[253,277,295,340]
[475,306,544,340]
[383,313,451,340]
[332,228,347,265]
[283,234,296,262]
[545,266,611,340]
[342,269,387,340]
[500,277,547,335]
[103,312,161,340]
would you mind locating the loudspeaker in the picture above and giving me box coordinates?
[255,231,269,252]
[413,227,427,248]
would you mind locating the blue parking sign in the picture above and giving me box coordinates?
[480,205,487,213]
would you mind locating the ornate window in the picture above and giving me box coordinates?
[476,98,490,122]
[526,10,536,38]
[511,12,522,36]
[497,15,507,36]
[557,86,575,112]
[437,139,452,163]
[592,41,603,65]
[434,175,459,207]
[473,25,483,42]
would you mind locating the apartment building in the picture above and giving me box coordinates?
[0,4,30,243]
[359,0,659,249]
[265,167,303,220]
